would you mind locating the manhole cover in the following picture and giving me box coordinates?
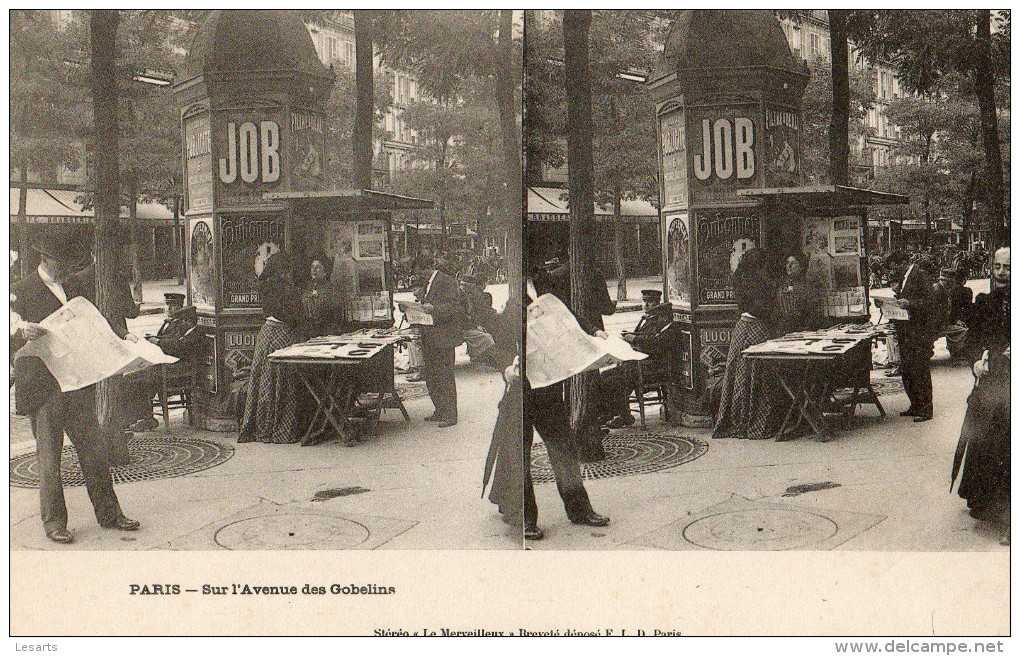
[214,513,371,550]
[683,508,838,551]
[9,436,234,488]
[395,382,430,401]
[530,432,707,483]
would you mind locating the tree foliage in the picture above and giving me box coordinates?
[798,56,876,184]
[10,11,89,177]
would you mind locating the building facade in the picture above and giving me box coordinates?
[778,11,908,179]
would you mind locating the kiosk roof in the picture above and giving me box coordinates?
[263,189,434,213]
[737,185,909,211]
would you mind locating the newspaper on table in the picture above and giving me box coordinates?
[526,293,646,389]
[396,300,434,326]
[14,296,177,392]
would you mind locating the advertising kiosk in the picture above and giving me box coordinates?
[648,11,907,427]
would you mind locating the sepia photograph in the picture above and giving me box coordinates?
[9,9,524,557]
[523,7,1010,555]
[8,7,1011,643]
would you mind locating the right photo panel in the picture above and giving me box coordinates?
[522,7,1011,566]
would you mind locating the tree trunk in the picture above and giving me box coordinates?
[353,11,375,191]
[961,172,977,247]
[173,193,184,285]
[974,9,1006,252]
[128,175,143,304]
[612,185,627,301]
[437,140,447,252]
[563,10,604,461]
[91,10,130,466]
[496,9,523,310]
[828,10,851,186]
[16,160,32,277]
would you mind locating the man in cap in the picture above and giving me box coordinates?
[10,232,140,544]
[602,289,675,429]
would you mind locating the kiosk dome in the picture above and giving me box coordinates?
[180,10,331,83]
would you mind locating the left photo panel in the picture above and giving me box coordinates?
[9,10,524,553]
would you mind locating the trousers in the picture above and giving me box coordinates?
[30,387,122,532]
[895,322,934,413]
[524,383,593,526]
[422,341,457,421]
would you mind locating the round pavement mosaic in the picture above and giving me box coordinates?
[682,508,839,551]
[9,436,234,488]
[394,381,431,401]
[530,432,708,483]
[214,513,371,550]
[867,378,904,396]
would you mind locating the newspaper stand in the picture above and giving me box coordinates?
[173,11,432,429]
[647,11,908,426]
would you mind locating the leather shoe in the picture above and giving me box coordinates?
[524,525,544,541]
[900,408,917,417]
[424,414,442,422]
[437,420,457,428]
[569,511,610,527]
[912,414,932,423]
[46,528,74,544]
[101,515,141,531]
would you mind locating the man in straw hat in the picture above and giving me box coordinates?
[10,231,140,544]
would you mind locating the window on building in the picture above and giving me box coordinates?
[344,42,355,69]
[810,33,820,58]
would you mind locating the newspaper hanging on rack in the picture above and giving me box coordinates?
[526,293,646,388]
[14,296,177,392]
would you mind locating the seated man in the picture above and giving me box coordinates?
[126,305,202,431]
[459,274,497,365]
[602,289,675,429]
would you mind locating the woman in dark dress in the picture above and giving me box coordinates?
[952,246,1010,544]
[238,253,310,444]
[302,253,345,337]
[713,248,784,440]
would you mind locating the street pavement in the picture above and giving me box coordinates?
[8,279,1007,552]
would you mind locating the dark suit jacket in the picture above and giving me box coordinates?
[12,272,83,415]
[421,270,466,350]
[11,271,130,416]
[894,264,940,342]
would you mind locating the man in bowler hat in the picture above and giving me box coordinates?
[10,232,140,544]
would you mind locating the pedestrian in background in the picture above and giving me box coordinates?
[892,256,942,423]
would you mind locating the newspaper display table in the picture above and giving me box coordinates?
[742,325,885,442]
[268,330,410,446]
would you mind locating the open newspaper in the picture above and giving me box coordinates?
[526,293,646,389]
[396,300,434,326]
[14,296,177,392]
[874,296,909,321]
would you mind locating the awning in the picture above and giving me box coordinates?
[736,185,910,212]
[10,188,178,225]
[528,186,659,223]
[264,189,434,214]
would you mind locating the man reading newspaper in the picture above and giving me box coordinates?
[10,233,155,544]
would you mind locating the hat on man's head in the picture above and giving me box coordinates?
[641,289,663,303]
[31,231,92,267]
